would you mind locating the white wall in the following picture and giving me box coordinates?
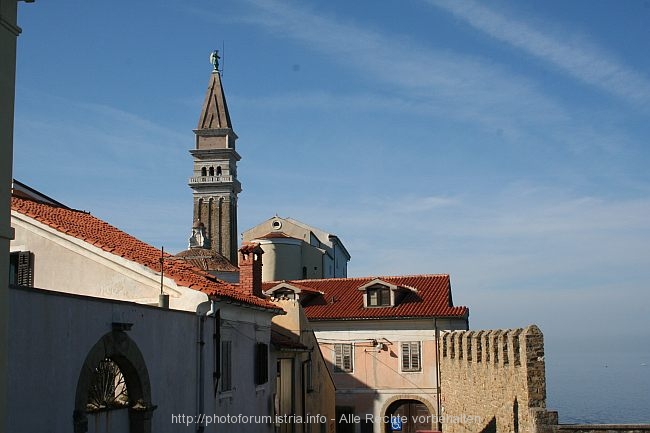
[8,286,277,433]
[11,212,208,311]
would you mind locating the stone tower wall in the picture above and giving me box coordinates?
[439,325,557,433]
[193,195,236,264]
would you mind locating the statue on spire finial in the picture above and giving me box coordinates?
[210,50,220,72]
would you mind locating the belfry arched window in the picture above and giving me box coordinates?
[216,166,222,176]
[209,167,215,176]
[201,167,207,176]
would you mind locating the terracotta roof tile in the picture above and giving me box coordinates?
[174,248,239,272]
[11,196,279,311]
[263,275,468,320]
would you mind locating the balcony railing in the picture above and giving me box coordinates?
[188,175,233,184]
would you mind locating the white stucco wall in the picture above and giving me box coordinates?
[8,286,277,433]
[11,212,208,311]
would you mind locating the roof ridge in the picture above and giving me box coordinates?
[271,273,450,284]
[12,195,89,214]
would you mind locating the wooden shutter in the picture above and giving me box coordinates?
[402,342,421,371]
[11,251,34,287]
[221,341,232,391]
[334,344,353,372]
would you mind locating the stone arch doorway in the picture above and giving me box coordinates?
[384,398,433,433]
[73,330,156,433]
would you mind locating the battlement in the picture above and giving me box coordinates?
[438,325,556,433]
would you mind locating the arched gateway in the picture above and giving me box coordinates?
[73,331,156,433]
[384,398,434,433]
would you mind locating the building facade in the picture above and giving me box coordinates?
[243,216,351,282]
[263,275,469,433]
[271,298,337,433]
[9,187,285,433]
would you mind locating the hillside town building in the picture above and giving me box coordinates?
[4,40,630,433]
[264,275,469,433]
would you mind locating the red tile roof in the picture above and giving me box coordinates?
[255,231,300,240]
[262,275,468,320]
[11,196,279,311]
[175,247,239,272]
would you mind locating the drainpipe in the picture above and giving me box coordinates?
[196,300,217,433]
[434,318,442,432]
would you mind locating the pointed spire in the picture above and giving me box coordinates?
[197,70,232,130]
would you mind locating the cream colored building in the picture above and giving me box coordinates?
[271,298,336,433]
[243,216,350,282]
[263,275,469,433]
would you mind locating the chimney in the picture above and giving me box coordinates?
[239,243,264,298]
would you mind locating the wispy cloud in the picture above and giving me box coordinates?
[427,0,650,110]
[215,0,566,127]
[207,0,640,155]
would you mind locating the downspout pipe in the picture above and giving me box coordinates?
[196,300,217,433]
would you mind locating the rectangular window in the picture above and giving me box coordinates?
[334,343,353,373]
[401,342,421,372]
[221,341,232,391]
[255,342,269,385]
[367,287,390,307]
[9,251,34,287]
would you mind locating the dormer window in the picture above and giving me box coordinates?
[367,286,391,307]
[358,279,415,308]
[272,288,296,300]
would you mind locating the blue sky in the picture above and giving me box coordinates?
[12,0,650,411]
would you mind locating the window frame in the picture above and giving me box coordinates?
[366,286,391,307]
[9,251,34,287]
[401,341,422,372]
[333,343,354,373]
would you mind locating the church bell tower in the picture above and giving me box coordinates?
[188,51,241,265]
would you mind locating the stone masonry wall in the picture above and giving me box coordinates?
[439,325,558,433]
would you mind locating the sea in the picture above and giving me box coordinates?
[546,345,650,423]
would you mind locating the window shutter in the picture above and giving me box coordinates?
[12,251,34,287]
[401,343,411,370]
[410,342,420,371]
[221,341,232,391]
[334,344,353,372]
[402,342,421,371]
[334,344,343,372]
[213,310,220,395]
[343,344,352,371]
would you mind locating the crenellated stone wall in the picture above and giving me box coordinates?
[438,325,558,433]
